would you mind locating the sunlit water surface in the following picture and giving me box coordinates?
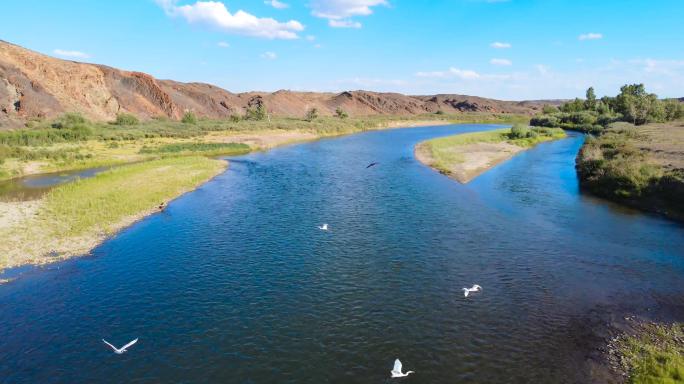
[1,125,683,383]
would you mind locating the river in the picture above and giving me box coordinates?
[1,124,683,383]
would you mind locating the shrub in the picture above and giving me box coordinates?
[509,124,531,139]
[305,108,319,122]
[229,114,241,123]
[336,107,349,119]
[181,112,198,124]
[542,105,559,114]
[245,105,267,121]
[530,115,560,127]
[51,112,87,129]
[114,113,139,126]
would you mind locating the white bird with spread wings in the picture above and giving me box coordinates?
[463,284,482,297]
[391,358,414,378]
[102,338,138,354]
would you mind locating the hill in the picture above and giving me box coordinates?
[0,40,557,127]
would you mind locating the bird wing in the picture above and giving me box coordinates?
[392,359,402,374]
[121,338,138,350]
[102,339,118,351]
[463,288,469,297]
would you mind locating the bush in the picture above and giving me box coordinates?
[530,115,560,127]
[51,112,87,129]
[229,114,241,123]
[305,108,319,122]
[509,124,531,139]
[336,107,349,119]
[181,112,197,124]
[245,105,267,121]
[114,113,139,126]
[542,105,559,114]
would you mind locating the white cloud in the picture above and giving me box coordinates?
[305,35,316,41]
[264,0,289,9]
[329,19,362,28]
[53,49,91,59]
[490,41,511,49]
[261,51,277,60]
[157,0,304,39]
[310,0,387,28]
[416,67,481,80]
[578,32,603,41]
[217,41,230,48]
[490,58,512,66]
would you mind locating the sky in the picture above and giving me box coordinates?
[1,0,683,100]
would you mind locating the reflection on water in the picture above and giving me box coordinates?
[0,167,109,201]
[0,125,682,383]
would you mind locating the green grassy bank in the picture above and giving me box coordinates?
[418,125,565,177]
[0,156,226,269]
[615,322,684,383]
[0,112,529,181]
[576,122,684,221]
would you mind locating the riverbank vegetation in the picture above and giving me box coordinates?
[531,84,683,133]
[415,125,565,183]
[611,322,684,383]
[529,83,684,220]
[576,121,684,220]
[0,156,226,269]
[0,111,528,181]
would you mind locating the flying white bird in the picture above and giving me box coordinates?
[102,338,138,354]
[391,358,414,378]
[318,223,329,231]
[462,284,482,297]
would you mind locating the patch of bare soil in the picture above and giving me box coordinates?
[415,141,523,183]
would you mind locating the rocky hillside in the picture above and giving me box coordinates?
[0,40,556,126]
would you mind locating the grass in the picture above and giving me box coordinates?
[0,112,530,181]
[422,126,565,173]
[44,156,225,235]
[576,121,684,220]
[616,323,684,383]
[0,156,226,268]
[139,142,250,156]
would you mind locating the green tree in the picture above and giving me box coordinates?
[664,100,684,121]
[560,98,585,113]
[305,107,319,122]
[585,87,597,110]
[616,84,659,125]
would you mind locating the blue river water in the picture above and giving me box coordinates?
[1,124,683,383]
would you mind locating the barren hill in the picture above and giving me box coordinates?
[0,40,557,126]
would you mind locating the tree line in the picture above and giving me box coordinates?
[531,84,683,133]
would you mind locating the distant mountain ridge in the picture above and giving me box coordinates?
[0,40,561,126]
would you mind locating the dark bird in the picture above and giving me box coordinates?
[366,162,379,169]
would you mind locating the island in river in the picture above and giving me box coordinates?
[415,125,566,183]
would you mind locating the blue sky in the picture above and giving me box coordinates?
[2,0,683,100]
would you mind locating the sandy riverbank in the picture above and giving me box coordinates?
[0,157,226,272]
[414,127,566,183]
[415,141,524,183]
